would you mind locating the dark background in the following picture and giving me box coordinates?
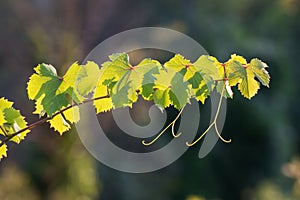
[0,0,299,199]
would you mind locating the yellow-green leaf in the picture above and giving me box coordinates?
[77,61,101,96]
[193,55,222,91]
[238,69,260,99]
[249,58,270,87]
[0,144,8,161]
[48,106,80,135]
[0,98,30,141]
[0,97,14,109]
[56,62,81,94]
[111,58,160,107]
[93,70,113,113]
[154,67,190,110]
[27,63,86,117]
[0,110,6,125]
[153,89,172,111]
[3,107,30,143]
[27,70,51,100]
[226,55,270,99]
[229,54,247,65]
[32,95,45,118]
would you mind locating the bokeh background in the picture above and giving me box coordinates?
[0,0,299,199]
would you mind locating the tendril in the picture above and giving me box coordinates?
[142,107,185,146]
[186,85,232,147]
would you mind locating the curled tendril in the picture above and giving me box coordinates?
[142,107,184,146]
[186,85,232,147]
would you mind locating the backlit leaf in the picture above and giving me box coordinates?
[48,106,80,135]
[249,58,270,87]
[0,144,7,161]
[226,55,269,99]
[27,63,85,117]
[77,61,101,96]
[0,98,29,142]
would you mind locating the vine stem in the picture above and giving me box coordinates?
[186,84,232,147]
[0,94,110,148]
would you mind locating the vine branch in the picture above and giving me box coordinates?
[0,94,110,148]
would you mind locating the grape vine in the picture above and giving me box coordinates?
[0,53,270,161]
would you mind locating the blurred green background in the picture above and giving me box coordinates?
[0,0,299,199]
